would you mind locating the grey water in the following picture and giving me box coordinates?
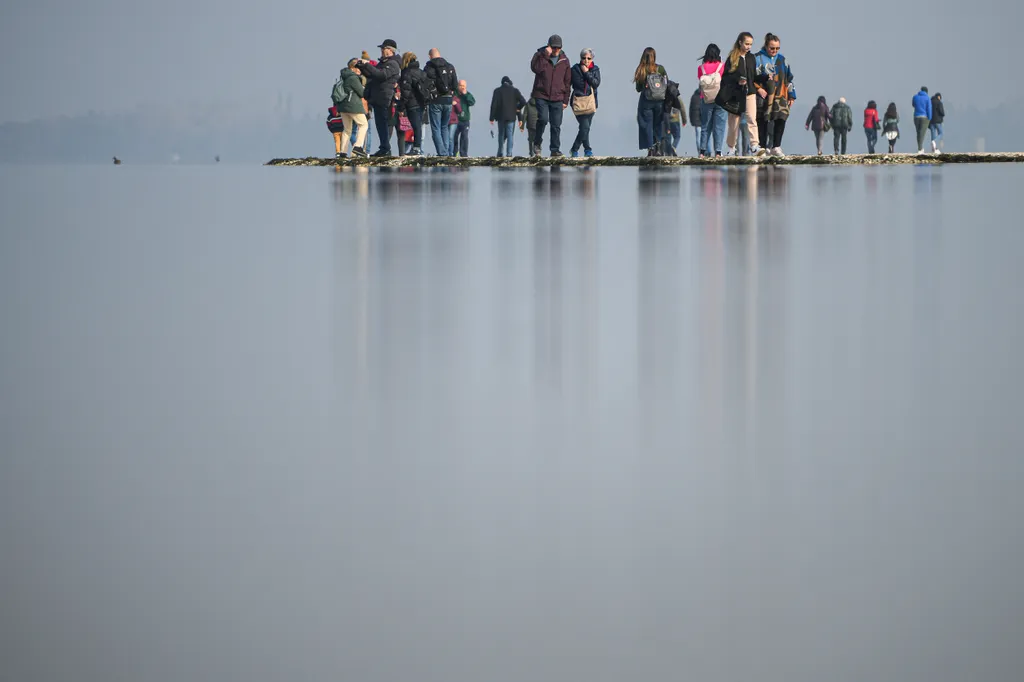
[1,163,1023,682]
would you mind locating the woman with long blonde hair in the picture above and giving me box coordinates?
[634,47,669,156]
[719,32,766,156]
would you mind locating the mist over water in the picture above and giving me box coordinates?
[2,164,1023,682]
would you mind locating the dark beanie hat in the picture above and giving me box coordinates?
[501,76,512,86]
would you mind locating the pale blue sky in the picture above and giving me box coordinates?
[1,0,1017,127]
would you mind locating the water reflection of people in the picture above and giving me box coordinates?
[637,168,681,197]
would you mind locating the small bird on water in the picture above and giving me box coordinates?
[112,156,121,165]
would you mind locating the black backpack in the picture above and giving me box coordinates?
[417,77,439,104]
[435,62,456,96]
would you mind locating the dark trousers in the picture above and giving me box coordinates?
[772,118,787,147]
[637,97,664,150]
[833,129,848,155]
[534,99,564,153]
[373,105,391,154]
[406,107,424,151]
[571,113,594,153]
[453,122,470,156]
[757,114,771,149]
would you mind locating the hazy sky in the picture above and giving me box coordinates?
[1,0,1017,128]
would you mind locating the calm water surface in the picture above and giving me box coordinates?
[1,164,1022,682]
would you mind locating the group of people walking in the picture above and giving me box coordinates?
[328,34,946,159]
[804,88,945,155]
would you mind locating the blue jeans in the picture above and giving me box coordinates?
[865,127,878,153]
[572,113,594,153]
[930,123,943,143]
[534,99,564,153]
[700,102,727,154]
[453,122,470,156]
[637,97,664,150]
[496,120,516,156]
[428,103,452,156]
[669,120,682,149]
[372,105,391,154]
[448,123,458,155]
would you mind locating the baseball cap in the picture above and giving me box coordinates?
[378,39,397,50]
[548,35,563,49]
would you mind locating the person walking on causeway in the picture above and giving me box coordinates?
[883,102,900,153]
[864,100,880,154]
[830,96,853,155]
[717,33,767,157]
[697,43,727,158]
[805,96,830,155]
[530,35,572,157]
[489,76,527,157]
[912,86,933,154]
[569,48,601,157]
[634,47,669,156]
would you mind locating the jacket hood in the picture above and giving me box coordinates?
[341,67,354,79]
[501,76,512,86]
[404,60,420,70]
[817,96,827,105]
[429,56,450,67]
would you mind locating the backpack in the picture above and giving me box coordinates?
[435,62,456,96]
[644,71,668,101]
[331,78,347,105]
[417,77,439,104]
[698,64,721,102]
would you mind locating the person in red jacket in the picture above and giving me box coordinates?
[530,34,572,157]
[863,100,880,154]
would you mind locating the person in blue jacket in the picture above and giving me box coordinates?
[569,48,601,157]
[912,86,933,154]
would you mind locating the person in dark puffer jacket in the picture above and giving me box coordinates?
[398,52,428,155]
[358,39,402,156]
[530,34,572,157]
[569,48,601,157]
[489,76,527,157]
[929,92,945,153]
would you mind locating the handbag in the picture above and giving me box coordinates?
[572,92,596,116]
[572,70,596,115]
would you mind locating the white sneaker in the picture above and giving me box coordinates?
[728,147,737,156]
[771,147,785,157]
[918,149,925,154]
[752,146,767,157]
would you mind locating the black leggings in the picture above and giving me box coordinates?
[757,116,788,148]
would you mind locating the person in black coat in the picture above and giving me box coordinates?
[569,48,601,157]
[717,32,768,155]
[398,52,428,155]
[929,92,945,152]
[358,39,403,156]
[489,76,527,157]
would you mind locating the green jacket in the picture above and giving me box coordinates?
[457,91,476,122]
[334,68,366,114]
[830,102,853,132]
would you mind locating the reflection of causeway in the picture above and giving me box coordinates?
[636,165,790,455]
[332,165,471,202]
